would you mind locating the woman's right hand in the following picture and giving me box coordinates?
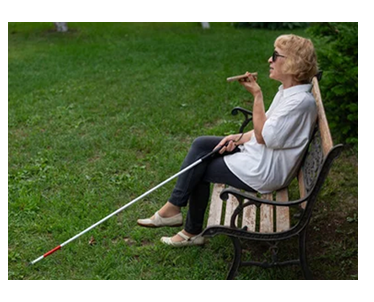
[214,131,253,154]
[214,134,244,154]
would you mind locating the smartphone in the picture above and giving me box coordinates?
[227,72,258,82]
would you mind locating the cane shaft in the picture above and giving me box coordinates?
[30,158,204,265]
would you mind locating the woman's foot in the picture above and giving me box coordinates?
[137,202,183,227]
[158,201,181,218]
[160,230,205,247]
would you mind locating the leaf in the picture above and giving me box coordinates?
[89,236,96,245]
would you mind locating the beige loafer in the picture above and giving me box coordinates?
[160,231,205,247]
[137,211,183,228]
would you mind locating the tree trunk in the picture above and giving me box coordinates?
[201,22,210,29]
[54,22,68,32]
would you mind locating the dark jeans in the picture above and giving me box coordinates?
[169,136,255,234]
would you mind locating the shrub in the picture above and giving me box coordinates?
[234,22,309,30]
[307,23,358,147]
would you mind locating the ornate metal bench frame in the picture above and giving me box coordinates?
[201,75,343,279]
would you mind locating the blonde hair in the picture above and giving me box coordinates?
[274,34,318,83]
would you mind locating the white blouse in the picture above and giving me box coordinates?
[224,84,317,193]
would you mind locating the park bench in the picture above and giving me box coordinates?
[201,75,343,279]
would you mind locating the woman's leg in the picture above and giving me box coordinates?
[139,135,254,241]
[183,156,255,235]
[167,136,223,208]
[139,136,223,221]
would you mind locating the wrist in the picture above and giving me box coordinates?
[253,89,263,99]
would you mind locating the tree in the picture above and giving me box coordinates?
[201,22,210,29]
[54,22,68,32]
[308,23,358,147]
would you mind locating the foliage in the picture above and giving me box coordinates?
[234,22,309,30]
[307,22,358,147]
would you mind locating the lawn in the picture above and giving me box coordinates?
[8,22,358,280]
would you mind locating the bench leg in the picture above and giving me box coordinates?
[299,230,313,280]
[227,237,242,280]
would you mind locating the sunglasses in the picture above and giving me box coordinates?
[272,51,286,62]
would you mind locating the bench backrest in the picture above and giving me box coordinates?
[299,77,334,198]
[290,77,344,231]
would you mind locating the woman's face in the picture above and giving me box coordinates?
[268,47,287,82]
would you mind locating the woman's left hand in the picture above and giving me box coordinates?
[239,72,262,97]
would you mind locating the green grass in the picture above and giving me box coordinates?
[8,22,357,279]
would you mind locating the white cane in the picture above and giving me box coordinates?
[29,143,228,265]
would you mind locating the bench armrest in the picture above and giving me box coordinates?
[231,107,253,134]
[220,187,308,208]
[231,107,253,117]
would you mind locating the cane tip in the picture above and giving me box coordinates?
[27,259,37,266]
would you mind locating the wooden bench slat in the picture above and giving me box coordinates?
[242,192,257,232]
[207,183,225,226]
[298,169,307,209]
[224,188,239,226]
[275,188,290,232]
[260,193,273,233]
[312,77,333,155]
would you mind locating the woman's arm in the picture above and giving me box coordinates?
[215,130,253,154]
[240,72,266,144]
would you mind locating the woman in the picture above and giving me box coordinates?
[137,34,318,246]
